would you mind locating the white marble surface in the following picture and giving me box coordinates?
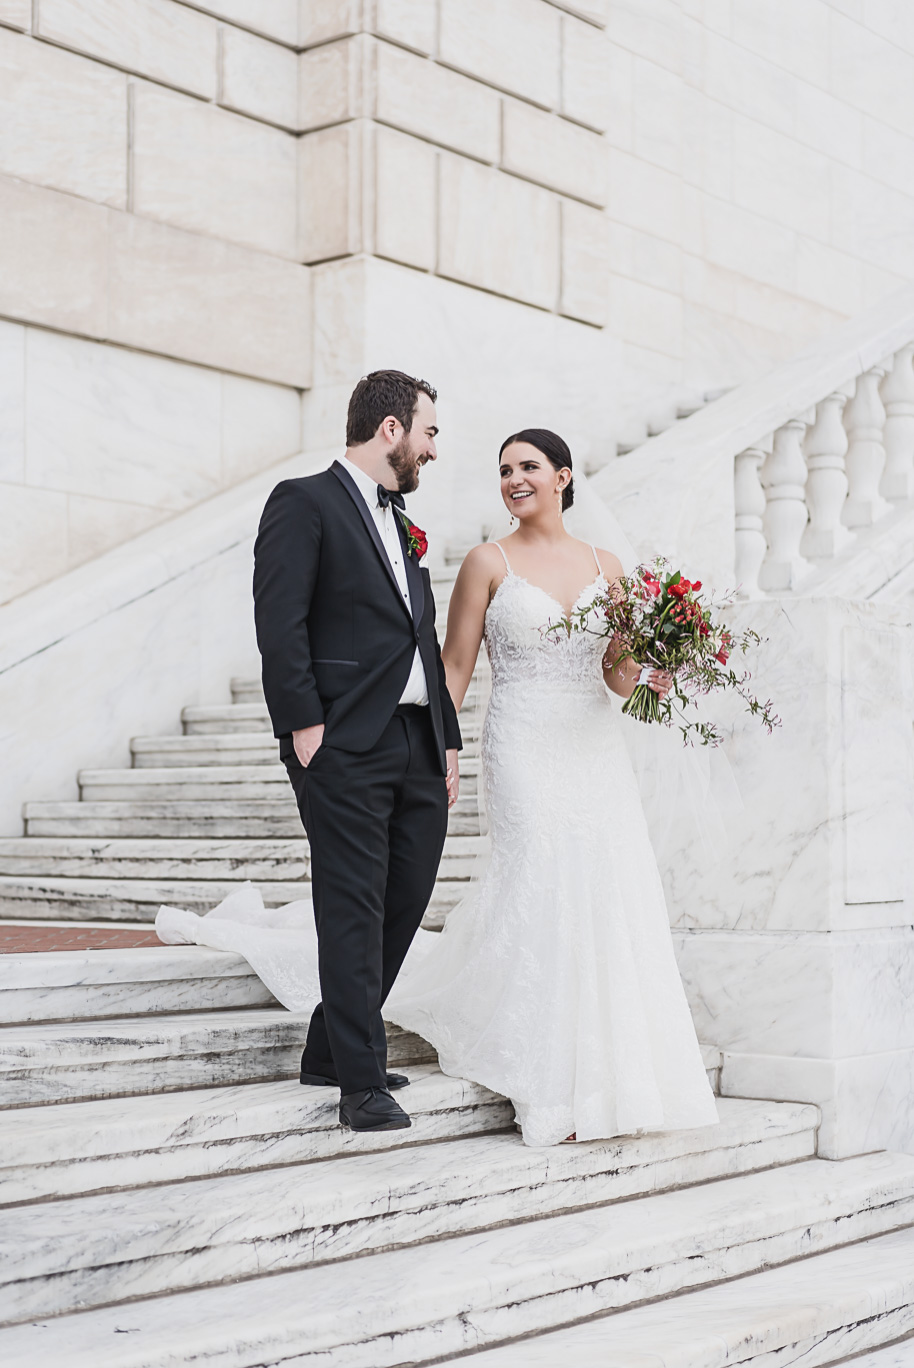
[1,1153,913,1363]
[374,41,501,163]
[455,1226,914,1367]
[0,172,311,388]
[131,81,297,259]
[722,1045,914,1160]
[674,928,914,1060]
[0,1066,515,1203]
[0,26,127,207]
[219,24,298,129]
[501,99,606,206]
[663,598,914,934]
[36,0,217,100]
[0,1105,821,1322]
[0,1007,435,1105]
[0,445,331,836]
[438,0,561,108]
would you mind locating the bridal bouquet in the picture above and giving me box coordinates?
[551,557,779,746]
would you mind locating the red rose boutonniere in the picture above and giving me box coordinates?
[398,511,428,560]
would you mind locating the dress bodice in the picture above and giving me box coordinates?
[484,568,610,695]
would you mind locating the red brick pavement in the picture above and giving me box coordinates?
[0,925,168,952]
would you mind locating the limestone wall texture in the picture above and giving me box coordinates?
[3,0,914,597]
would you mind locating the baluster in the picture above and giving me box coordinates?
[759,416,810,592]
[843,363,889,527]
[801,391,853,559]
[734,445,767,597]
[879,343,914,501]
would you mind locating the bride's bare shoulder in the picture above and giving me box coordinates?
[460,541,507,576]
[593,547,626,582]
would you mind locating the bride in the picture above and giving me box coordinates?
[382,428,718,1146]
[158,428,718,1148]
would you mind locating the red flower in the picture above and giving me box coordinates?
[699,622,710,637]
[669,582,689,598]
[691,580,702,592]
[408,523,428,559]
[397,511,428,559]
[716,648,729,665]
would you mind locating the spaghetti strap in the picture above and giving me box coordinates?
[493,541,513,574]
[590,544,603,575]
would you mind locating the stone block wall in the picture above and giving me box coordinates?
[0,2,310,603]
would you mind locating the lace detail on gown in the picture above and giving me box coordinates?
[386,552,719,1146]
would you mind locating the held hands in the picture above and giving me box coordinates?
[293,723,325,767]
[445,748,460,809]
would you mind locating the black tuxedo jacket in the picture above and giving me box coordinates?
[253,461,461,771]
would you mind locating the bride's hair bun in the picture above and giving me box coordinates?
[498,428,574,511]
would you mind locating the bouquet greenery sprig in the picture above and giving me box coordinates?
[549,557,780,746]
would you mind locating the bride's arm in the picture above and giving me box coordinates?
[441,544,500,712]
[594,549,672,701]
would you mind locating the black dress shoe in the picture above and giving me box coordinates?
[339,1086,411,1132]
[300,1068,409,1091]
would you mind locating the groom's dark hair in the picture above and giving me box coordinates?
[346,370,438,446]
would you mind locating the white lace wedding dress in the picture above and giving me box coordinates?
[157,543,718,1148]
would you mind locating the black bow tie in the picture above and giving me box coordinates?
[377,485,405,511]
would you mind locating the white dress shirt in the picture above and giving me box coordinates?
[339,457,430,707]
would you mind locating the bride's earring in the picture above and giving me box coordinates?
[509,513,516,527]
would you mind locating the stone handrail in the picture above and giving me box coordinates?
[591,286,914,594]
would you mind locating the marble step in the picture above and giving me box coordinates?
[3,1154,914,1365]
[0,874,464,924]
[229,673,486,712]
[0,1101,820,1325]
[79,758,481,801]
[131,729,481,767]
[453,1225,914,1368]
[0,1065,514,1204]
[23,796,484,838]
[0,1007,436,1107]
[0,945,278,1025]
[0,835,484,881]
[182,701,482,735]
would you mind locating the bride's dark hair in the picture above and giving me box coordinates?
[498,428,575,511]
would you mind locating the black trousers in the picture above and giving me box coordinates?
[283,706,449,1094]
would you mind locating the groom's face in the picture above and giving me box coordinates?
[387,392,438,494]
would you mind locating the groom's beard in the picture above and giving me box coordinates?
[386,434,422,494]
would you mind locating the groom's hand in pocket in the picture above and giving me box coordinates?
[293,723,325,768]
[446,749,459,809]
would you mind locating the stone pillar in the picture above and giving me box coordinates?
[664,597,914,1158]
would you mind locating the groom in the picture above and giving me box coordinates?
[253,371,461,1132]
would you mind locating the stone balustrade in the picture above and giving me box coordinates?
[736,343,914,597]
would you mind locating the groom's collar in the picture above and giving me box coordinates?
[338,455,395,512]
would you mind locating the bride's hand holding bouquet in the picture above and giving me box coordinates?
[551,556,780,747]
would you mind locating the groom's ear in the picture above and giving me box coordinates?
[378,415,400,446]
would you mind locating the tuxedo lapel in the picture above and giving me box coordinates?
[397,513,423,623]
[330,461,414,623]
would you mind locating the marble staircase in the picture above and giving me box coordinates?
[4,552,914,1365]
[0,561,483,928]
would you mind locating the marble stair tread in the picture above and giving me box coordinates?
[0,945,278,1024]
[448,1225,914,1368]
[839,1339,914,1367]
[22,797,483,838]
[79,757,481,801]
[0,1066,515,1203]
[0,875,464,925]
[0,1007,436,1106]
[0,1104,821,1323]
[130,730,481,767]
[3,1155,914,1364]
[0,835,484,880]
[181,704,272,734]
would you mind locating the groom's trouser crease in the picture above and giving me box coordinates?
[284,707,448,1094]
